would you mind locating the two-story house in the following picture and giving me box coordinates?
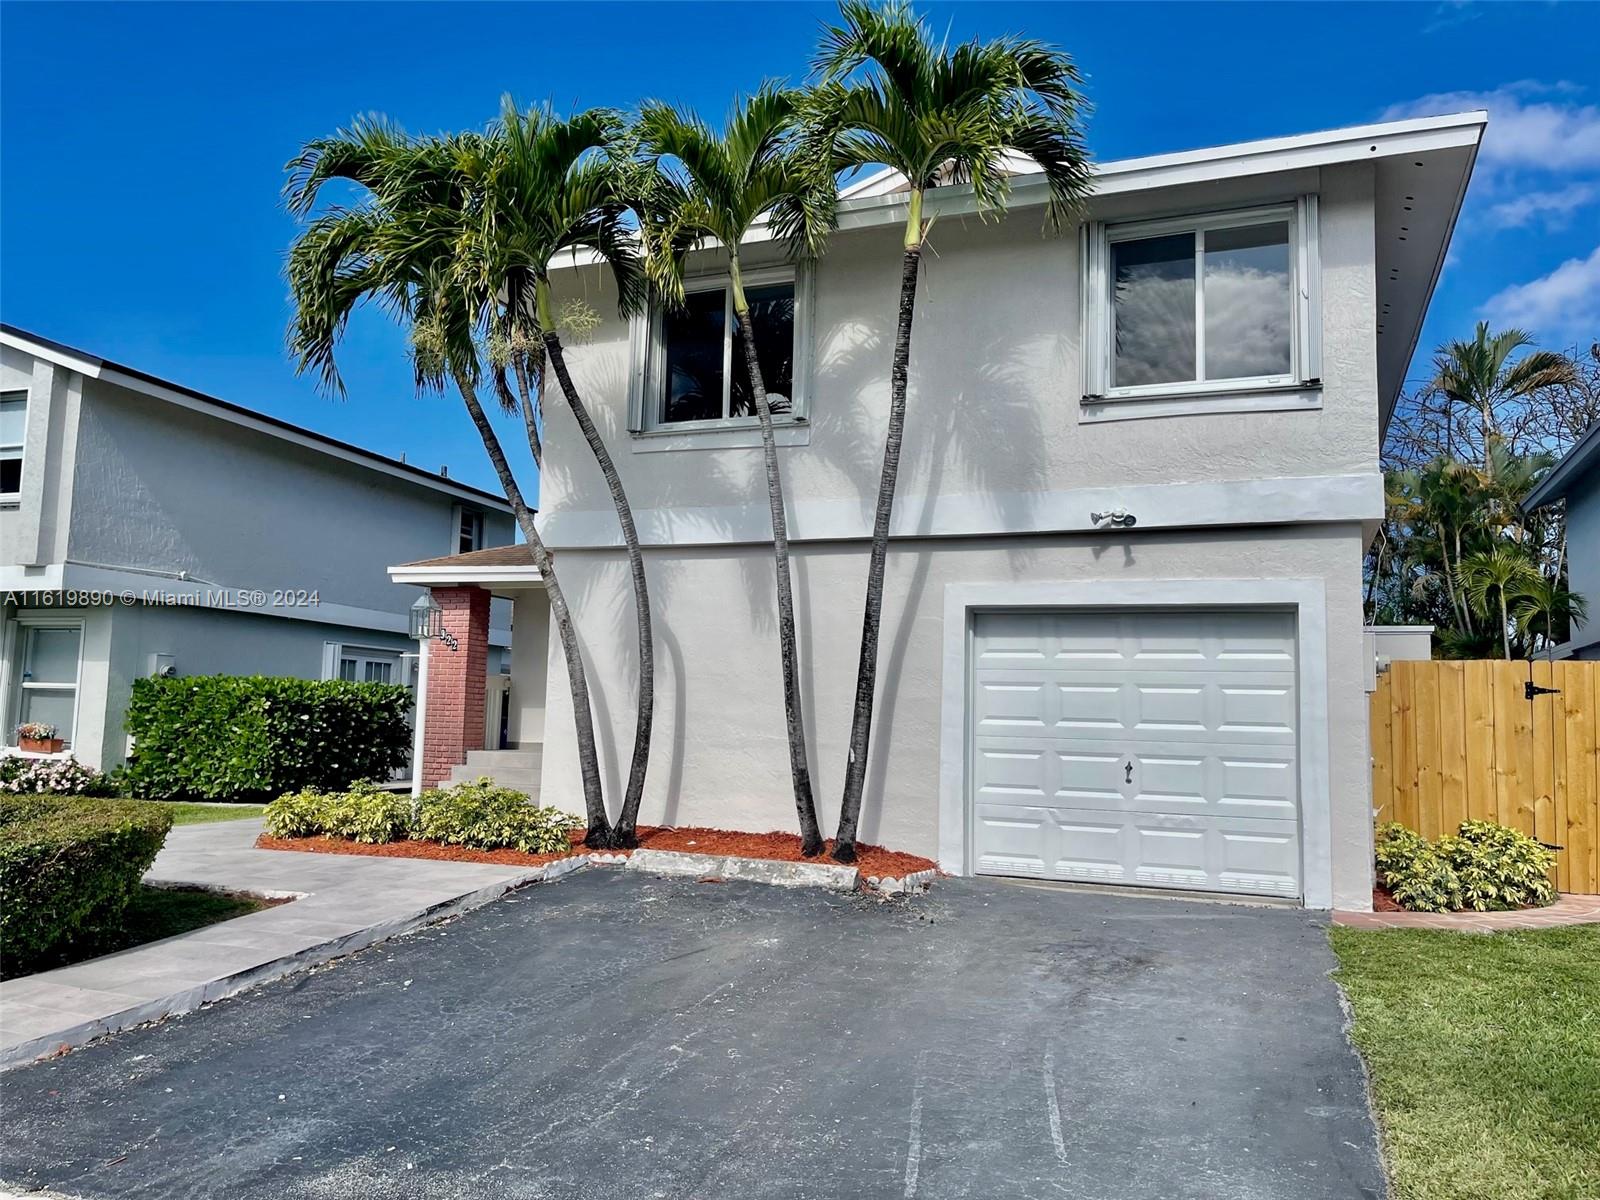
[391,111,1485,911]
[1,325,515,773]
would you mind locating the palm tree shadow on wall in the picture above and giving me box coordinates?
[816,293,1059,845]
[554,337,746,828]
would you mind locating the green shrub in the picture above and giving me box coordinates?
[0,795,173,972]
[263,780,411,844]
[1375,820,1556,913]
[264,778,579,855]
[123,675,412,802]
[415,778,579,854]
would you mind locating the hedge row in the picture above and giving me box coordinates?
[0,795,173,972]
[124,676,413,802]
[265,778,578,855]
[1375,820,1557,912]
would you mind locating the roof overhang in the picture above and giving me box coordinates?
[1522,419,1600,511]
[388,563,544,588]
[0,325,513,513]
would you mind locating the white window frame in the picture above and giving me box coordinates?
[8,615,85,751]
[1081,198,1321,421]
[324,642,403,686]
[458,508,485,554]
[0,390,27,502]
[628,262,814,450]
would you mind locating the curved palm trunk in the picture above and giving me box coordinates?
[834,232,923,864]
[540,324,654,847]
[730,259,824,857]
[453,370,614,847]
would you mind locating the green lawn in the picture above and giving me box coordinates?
[1330,925,1600,1200]
[159,802,267,825]
[3,886,270,979]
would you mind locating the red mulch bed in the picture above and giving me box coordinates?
[257,826,937,879]
[1372,885,1404,913]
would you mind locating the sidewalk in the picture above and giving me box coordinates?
[1334,892,1600,932]
[0,819,559,1069]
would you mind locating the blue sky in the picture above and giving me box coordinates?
[3,1,1597,496]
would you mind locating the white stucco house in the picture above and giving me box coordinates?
[1522,417,1600,659]
[392,111,1486,911]
[0,326,515,773]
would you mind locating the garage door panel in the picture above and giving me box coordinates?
[971,608,1301,899]
[972,804,1052,877]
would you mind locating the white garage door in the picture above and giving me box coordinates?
[969,609,1301,898]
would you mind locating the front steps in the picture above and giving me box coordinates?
[448,746,543,796]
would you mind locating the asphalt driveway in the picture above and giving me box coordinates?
[0,870,1384,1199]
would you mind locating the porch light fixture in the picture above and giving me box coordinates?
[410,591,458,650]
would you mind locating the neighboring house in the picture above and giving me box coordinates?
[0,325,515,773]
[392,112,1485,911]
[1522,419,1600,660]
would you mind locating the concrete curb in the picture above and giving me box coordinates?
[0,860,579,1072]
[864,867,938,895]
[626,848,860,891]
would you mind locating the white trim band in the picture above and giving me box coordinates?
[538,472,1384,550]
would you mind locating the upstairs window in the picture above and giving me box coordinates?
[1,391,26,497]
[1082,200,1321,419]
[458,509,484,554]
[633,264,812,436]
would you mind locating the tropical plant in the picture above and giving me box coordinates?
[637,88,836,856]
[1460,545,1539,660]
[460,100,658,848]
[1373,820,1556,913]
[282,116,617,846]
[804,0,1093,861]
[1418,322,1577,475]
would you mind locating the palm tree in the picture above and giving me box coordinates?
[1461,546,1539,660]
[283,117,617,847]
[1513,574,1588,655]
[637,89,836,856]
[805,0,1093,862]
[1426,322,1576,472]
[462,100,658,847]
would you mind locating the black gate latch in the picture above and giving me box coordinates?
[1525,681,1561,700]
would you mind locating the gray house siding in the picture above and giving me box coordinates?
[0,330,515,771]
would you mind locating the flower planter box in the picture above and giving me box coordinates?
[19,736,64,754]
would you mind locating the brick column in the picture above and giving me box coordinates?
[420,585,491,788]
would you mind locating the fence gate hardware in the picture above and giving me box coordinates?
[1524,680,1560,701]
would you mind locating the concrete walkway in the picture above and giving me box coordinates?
[1335,891,1600,931]
[0,819,553,1069]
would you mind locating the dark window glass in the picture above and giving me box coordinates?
[730,283,797,416]
[459,511,482,554]
[1203,222,1291,380]
[661,290,727,424]
[0,457,18,494]
[1112,232,1197,388]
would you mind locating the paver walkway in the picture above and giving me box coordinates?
[0,819,544,1068]
[1334,891,1600,931]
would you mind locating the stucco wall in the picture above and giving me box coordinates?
[539,522,1374,908]
[508,588,550,746]
[537,161,1378,539]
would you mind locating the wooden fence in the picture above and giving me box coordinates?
[1370,659,1600,894]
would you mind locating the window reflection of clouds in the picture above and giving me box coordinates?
[1110,220,1292,388]
[1113,233,1195,387]
[1204,223,1291,380]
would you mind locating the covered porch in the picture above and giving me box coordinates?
[388,546,549,797]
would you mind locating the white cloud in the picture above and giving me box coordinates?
[1382,82,1600,175]
[1480,244,1600,344]
[1485,182,1600,230]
